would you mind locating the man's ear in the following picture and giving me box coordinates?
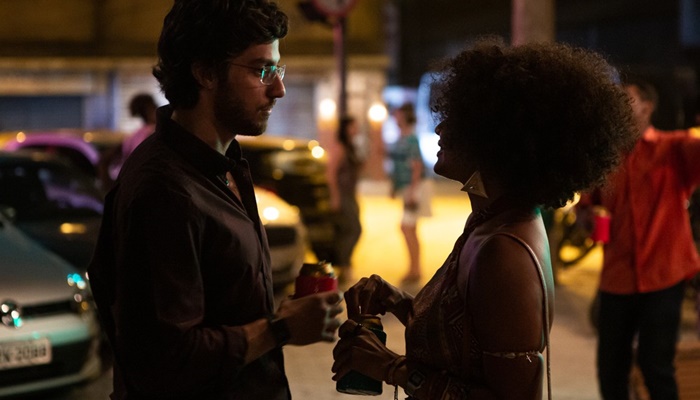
[191,62,216,90]
[641,100,656,121]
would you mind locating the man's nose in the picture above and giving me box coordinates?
[267,76,285,98]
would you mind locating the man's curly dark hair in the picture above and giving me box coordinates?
[153,0,288,109]
[431,38,638,208]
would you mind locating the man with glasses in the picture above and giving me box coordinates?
[229,63,286,85]
[88,1,343,399]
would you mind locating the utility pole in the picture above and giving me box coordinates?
[333,17,348,119]
[511,0,555,45]
[303,0,358,120]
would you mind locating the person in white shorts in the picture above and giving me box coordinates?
[388,103,432,283]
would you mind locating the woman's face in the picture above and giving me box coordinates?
[434,120,475,183]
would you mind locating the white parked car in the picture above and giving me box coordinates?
[0,211,102,397]
[255,186,308,289]
[1,131,310,290]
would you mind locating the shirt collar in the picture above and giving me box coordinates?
[155,105,241,175]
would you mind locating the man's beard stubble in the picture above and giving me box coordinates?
[213,80,269,137]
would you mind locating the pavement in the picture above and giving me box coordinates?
[282,178,605,400]
[59,177,700,400]
[283,178,700,400]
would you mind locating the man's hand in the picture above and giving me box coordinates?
[276,291,344,345]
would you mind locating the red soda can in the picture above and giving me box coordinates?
[293,261,338,298]
[591,207,611,244]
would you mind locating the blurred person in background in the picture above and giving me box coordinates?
[325,115,363,283]
[595,78,700,399]
[693,96,700,339]
[98,93,157,191]
[88,1,343,399]
[388,102,432,284]
[687,95,700,340]
[122,92,158,159]
[332,39,636,399]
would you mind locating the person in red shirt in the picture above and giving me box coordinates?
[596,79,700,399]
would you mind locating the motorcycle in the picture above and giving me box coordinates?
[543,194,598,284]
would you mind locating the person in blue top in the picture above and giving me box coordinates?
[388,103,431,283]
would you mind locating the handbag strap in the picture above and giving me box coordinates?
[494,232,552,400]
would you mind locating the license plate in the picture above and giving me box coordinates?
[0,338,52,370]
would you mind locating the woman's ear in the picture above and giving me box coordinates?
[191,62,216,90]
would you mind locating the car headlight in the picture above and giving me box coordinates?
[261,206,280,223]
[1,301,23,328]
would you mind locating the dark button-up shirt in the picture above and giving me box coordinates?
[88,106,290,399]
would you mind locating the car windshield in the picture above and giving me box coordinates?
[244,147,326,179]
[0,161,103,219]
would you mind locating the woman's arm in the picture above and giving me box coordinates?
[469,234,549,399]
[405,158,423,205]
[394,234,548,399]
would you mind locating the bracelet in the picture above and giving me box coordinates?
[385,355,407,386]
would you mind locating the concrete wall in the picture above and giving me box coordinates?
[0,0,386,57]
[0,0,390,140]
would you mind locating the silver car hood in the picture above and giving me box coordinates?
[0,219,78,304]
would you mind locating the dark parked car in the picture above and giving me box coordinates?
[0,151,104,272]
[1,133,310,289]
[237,135,336,262]
[3,130,336,265]
[1,130,124,194]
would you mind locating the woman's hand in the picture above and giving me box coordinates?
[331,319,400,382]
[344,275,412,323]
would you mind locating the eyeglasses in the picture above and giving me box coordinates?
[229,63,286,85]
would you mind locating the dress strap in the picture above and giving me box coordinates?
[493,232,552,400]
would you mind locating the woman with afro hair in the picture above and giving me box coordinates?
[332,38,637,399]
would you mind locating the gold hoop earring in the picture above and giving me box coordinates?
[461,171,489,198]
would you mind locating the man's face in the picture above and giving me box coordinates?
[214,40,285,136]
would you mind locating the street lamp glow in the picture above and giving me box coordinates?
[311,145,325,159]
[319,98,337,120]
[282,139,295,151]
[367,103,388,123]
